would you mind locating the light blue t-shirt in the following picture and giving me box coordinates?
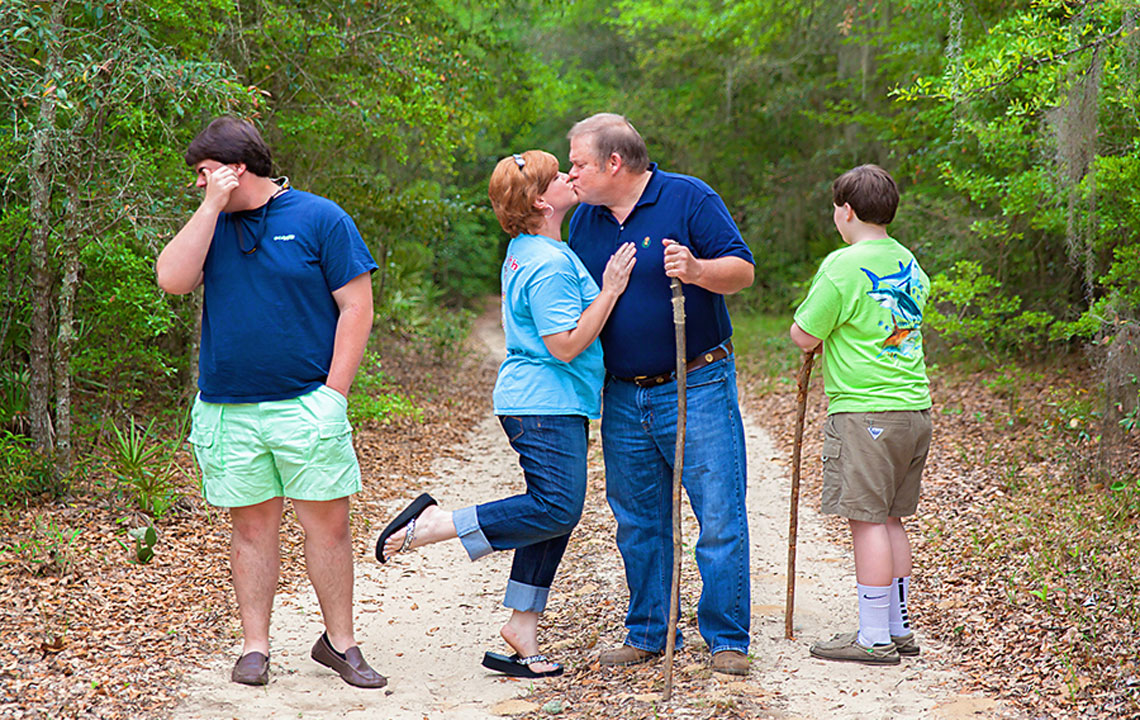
[493,233,604,418]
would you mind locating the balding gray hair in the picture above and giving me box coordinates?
[568,113,650,173]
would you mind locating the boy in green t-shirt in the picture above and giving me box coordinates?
[790,164,932,665]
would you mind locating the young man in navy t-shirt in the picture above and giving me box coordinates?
[566,113,755,675]
[157,117,384,688]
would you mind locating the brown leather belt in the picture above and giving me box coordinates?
[618,339,733,388]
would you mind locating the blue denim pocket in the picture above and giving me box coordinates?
[685,362,727,389]
[500,415,525,442]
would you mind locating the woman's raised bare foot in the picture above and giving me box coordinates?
[382,504,457,560]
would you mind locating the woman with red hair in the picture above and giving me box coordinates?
[377,150,636,678]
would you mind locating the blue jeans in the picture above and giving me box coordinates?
[452,415,587,614]
[602,354,750,655]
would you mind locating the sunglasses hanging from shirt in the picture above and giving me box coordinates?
[237,176,291,255]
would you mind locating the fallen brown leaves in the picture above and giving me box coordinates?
[494,437,776,720]
[0,329,495,720]
[8,311,1139,720]
[741,362,1140,720]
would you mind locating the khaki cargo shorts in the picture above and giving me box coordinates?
[820,409,932,523]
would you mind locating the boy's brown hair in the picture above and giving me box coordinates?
[832,164,899,225]
[184,116,273,177]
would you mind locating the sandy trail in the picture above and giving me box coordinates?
[171,310,1016,719]
[742,413,1017,719]
[172,314,525,720]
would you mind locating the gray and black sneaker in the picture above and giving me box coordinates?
[891,632,920,657]
[809,631,901,665]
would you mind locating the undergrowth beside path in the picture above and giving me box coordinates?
[736,312,1140,720]
[0,329,495,719]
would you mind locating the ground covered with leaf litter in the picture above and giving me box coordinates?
[3,321,1138,719]
[0,329,496,720]
[732,363,1140,720]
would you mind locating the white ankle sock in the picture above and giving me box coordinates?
[856,582,891,646]
[889,576,911,636]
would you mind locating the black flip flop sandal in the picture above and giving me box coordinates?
[482,651,564,678]
[375,493,437,563]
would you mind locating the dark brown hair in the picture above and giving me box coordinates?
[184,116,273,177]
[488,151,560,237]
[567,113,650,173]
[832,164,899,225]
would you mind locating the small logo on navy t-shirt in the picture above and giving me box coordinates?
[273,234,296,242]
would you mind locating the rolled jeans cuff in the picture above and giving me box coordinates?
[503,580,550,613]
[454,505,493,561]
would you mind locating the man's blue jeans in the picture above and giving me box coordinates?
[602,354,750,655]
[452,415,587,614]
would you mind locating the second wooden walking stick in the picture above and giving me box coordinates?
[662,277,686,701]
[785,350,815,640]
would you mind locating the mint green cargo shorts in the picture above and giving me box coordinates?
[188,385,361,508]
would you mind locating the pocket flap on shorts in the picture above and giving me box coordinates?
[187,428,215,448]
[821,436,842,459]
[318,420,352,439]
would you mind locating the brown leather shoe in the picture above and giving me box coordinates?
[311,633,387,688]
[710,649,750,675]
[598,644,662,667]
[231,651,269,686]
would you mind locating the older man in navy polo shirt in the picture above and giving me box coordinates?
[566,113,755,675]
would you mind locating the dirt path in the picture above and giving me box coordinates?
[742,412,1018,719]
[171,310,1018,719]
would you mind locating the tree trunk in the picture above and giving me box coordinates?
[27,1,65,453]
[187,290,203,399]
[54,184,81,477]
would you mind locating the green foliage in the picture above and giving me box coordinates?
[729,310,804,393]
[101,418,181,520]
[349,391,425,427]
[1,0,531,464]
[0,431,63,507]
[349,353,424,426]
[892,0,1140,341]
[123,524,157,565]
[0,0,255,436]
[0,369,30,433]
[377,280,475,366]
[74,236,181,395]
[0,515,82,576]
[925,261,1059,363]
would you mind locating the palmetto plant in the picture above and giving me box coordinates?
[0,368,30,434]
[104,418,180,520]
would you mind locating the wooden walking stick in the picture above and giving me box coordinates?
[785,350,815,640]
[662,277,686,701]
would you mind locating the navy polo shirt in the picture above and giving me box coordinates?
[199,189,377,403]
[568,164,754,378]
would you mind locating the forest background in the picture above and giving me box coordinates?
[1,0,1138,717]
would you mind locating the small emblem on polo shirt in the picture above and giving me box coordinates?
[642,236,651,248]
[273,234,296,242]
[867,426,884,440]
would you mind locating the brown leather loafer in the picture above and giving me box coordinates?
[311,633,387,688]
[598,644,662,667]
[231,651,269,686]
[711,649,750,675]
